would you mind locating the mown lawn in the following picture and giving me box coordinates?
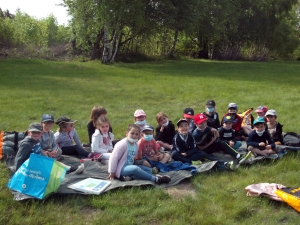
[0,59,299,224]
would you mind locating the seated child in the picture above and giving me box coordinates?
[155,112,175,150]
[108,124,171,184]
[135,124,170,168]
[87,106,112,144]
[15,122,84,174]
[218,115,242,150]
[247,117,277,156]
[171,118,235,170]
[193,113,252,166]
[91,115,114,160]
[134,109,147,135]
[203,100,221,129]
[40,114,63,160]
[265,109,283,145]
[54,116,95,159]
[222,103,244,139]
[183,108,196,134]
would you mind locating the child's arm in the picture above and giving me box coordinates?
[14,141,33,171]
[108,132,114,152]
[246,132,260,147]
[135,140,143,160]
[91,130,103,153]
[72,129,82,146]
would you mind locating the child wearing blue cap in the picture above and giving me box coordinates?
[247,117,277,157]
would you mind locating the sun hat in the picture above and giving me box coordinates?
[206,100,216,107]
[183,108,194,119]
[265,109,277,117]
[142,124,154,131]
[55,116,77,125]
[223,115,233,123]
[134,109,146,117]
[253,117,266,125]
[194,113,207,124]
[176,118,189,127]
[28,122,43,132]
[255,106,268,113]
[228,103,238,110]
[41,114,54,123]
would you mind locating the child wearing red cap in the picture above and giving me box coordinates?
[183,108,196,134]
[192,113,252,166]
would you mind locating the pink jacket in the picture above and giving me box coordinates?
[108,138,137,178]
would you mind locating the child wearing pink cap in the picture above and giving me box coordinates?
[133,109,147,135]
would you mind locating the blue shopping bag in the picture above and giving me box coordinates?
[7,154,67,199]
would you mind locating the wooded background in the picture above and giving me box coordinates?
[1,0,300,62]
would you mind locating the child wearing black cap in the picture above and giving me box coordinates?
[183,108,196,134]
[54,116,95,160]
[203,100,221,129]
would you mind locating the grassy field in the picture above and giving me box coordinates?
[0,59,300,224]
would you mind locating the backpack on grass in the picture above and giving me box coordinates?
[0,131,27,159]
[283,132,300,147]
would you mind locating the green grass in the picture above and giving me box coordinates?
[0,59,300,224]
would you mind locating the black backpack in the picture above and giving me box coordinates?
[283,132,300,147]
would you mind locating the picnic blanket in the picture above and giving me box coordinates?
[7,155,218,201]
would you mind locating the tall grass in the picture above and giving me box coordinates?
[0,59,299,224]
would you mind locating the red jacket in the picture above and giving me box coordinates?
[221,113,242,132]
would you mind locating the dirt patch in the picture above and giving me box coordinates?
[165,179,196,200]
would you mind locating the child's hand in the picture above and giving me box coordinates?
[157,152,163,161]
[266,145,272,150]
[181,153,187,157]
[108,149,113,153]
[229,141,234,146]
[160,126,164,132]
[107,173,115,180]
[259,142,265,147]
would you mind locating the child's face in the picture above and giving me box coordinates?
[178,122,189,134]
[228,108,237,114]
[28,131,43,141]
[184,117,192,122]
[142,130,153,136]
[41,121,54,132]
[257,112,265,117]
[158,116,168,126]
[196,121,207,130]
[66,123,74,132]
[126,127,140,139]
[254,123,265,132]
[223,121,232,129]
[135,115,146,122]
[96,122,110,134]
[266,115,276,123]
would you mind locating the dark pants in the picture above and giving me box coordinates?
[201,141,238,158]
[172,150,221,164]
[61,145,89,159]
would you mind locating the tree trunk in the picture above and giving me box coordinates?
[102,24,109,64]
[110,30,122,63]
[169,29,178,58]
[91,30,103,60]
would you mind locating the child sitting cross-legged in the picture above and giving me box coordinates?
[135,124,170,168]
[247,117,277,157]
[172,119,236,170]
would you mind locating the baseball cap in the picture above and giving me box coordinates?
[55,116,77,125]
[223,115,233,123]
[255,106,268,113]
[228,103,238,110]
[142,124,154,131]
[206,100,216,107]
[176,118,189,127]
[183,108,194,119]
[28,122,43,132]
[194,113,207,124]
[253,117,265,125]
[41,114,54,123]
[265,109,277,116]
[134,109,146,117]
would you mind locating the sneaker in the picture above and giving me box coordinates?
[67,164,85,174]
[224,161,236,171]
[237,151,253,164]
[264,154,278,159]
[88,153,103,161]
[156,175,171,185]
[192,161,202,165]
[56,155,64,161]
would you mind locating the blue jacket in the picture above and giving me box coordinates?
[247,130,275,149]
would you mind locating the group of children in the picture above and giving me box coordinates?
[14,101,283,185]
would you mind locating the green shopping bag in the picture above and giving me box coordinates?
[7,154,67,199]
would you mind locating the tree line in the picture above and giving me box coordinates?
[1,0,300,62]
